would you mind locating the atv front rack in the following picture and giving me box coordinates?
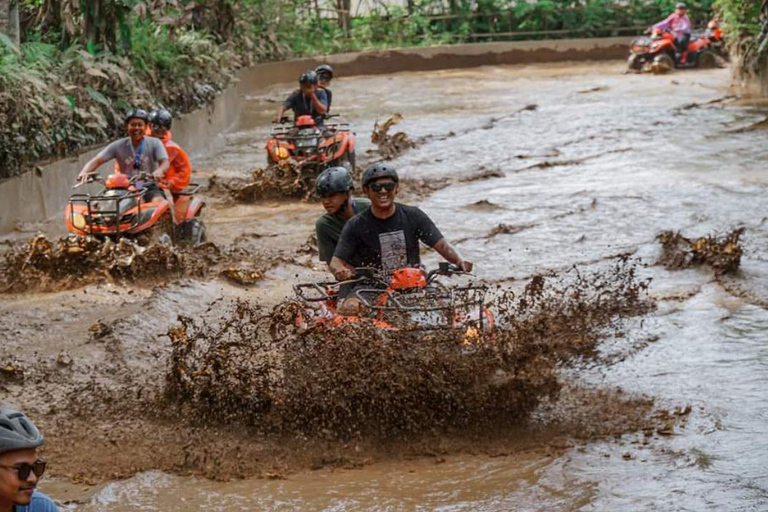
[354,285,489,331]
[68,189,144,235]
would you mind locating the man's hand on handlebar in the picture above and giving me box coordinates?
[457,260,474,273]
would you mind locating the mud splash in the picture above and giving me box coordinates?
[0,234,267,293]
[656,228,744,275]
[371,113,416,160]
[165,258,651,440]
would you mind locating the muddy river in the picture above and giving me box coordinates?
[2,60,768,510]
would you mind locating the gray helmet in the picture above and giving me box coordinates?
[675,2,686,9]
[124,108,149,125]
[149,108,173,129]
[0,408,44,455]
[315,166,353,196]
[362,163,399,187]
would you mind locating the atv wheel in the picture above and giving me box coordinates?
[698,50,717,69]
[146,212,174,246]
[337,149,356,173]
[185,218,207,246]
[627,54,643,71]
[652,53,674,75]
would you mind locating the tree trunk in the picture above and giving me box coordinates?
[8,0,18,45]
[337,0,350,38]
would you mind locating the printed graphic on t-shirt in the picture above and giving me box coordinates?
[379,230,407,270]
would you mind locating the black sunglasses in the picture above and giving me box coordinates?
[0,460,46,480]
[369,182,396,193]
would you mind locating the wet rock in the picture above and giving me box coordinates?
[656,228,744,275]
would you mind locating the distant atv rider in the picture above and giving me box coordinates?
[274,70,328,126]
[315,167,370,270]
[315,64,334,112]
[77,109,169,201]
[330,163,472,314]
[653,2,692,64]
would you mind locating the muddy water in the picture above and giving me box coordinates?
[11,61,768,509]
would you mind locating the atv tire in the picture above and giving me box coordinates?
[338,149,356,173]
[186,218,207,246]
[146,212,174,246]
[652,53,674,75]
[627,54,643,71]
[698,50,717,69]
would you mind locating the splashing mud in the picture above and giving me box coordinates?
[165,258,651,440]
[0,234,266,293]
[656,228,744,275]
[371,113,416,160]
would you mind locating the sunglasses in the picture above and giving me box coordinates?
[369,182,396,193]
[0,460,46,481]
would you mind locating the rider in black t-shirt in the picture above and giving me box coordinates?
[274,71,328,126]
[331,163,472,314]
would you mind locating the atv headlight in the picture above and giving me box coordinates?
[72,213,87,230]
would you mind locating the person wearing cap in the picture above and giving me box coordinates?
[330,163,471,314]
[314,166,370,271]
[0,407,58,512]
[315,64,334,112]
[274,71,328,126]
[653,2,692,64]
[77,108,169,183]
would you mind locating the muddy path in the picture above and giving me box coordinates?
[2,61,768,510]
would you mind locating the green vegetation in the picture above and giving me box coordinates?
[1,1,719,179]
[714,0,768,89]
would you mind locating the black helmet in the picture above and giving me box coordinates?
[149,108,173,129]
[316,166,353,196]
[0,407,44,455]
[362,163,399,188]
[675,2,687,9]
[124,108,149,125]
[315,64,334,80]
[299,70,318,86]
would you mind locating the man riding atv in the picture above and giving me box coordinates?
[78,108,169,202]
[274,71,328,127]
[330,163,472,315]
[315,166,370,271]
[653,2,692,64]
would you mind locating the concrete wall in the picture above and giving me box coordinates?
[0,36,630,234]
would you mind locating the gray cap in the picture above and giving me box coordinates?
[0,407,44,455]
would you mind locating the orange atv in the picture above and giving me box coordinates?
[293,263,495,335]
[65,172,206,245]
[266,114,356,174]
[628,24,724,73]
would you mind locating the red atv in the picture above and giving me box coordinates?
[266,114,356,173]
[628,23,725,73]
[293,263,495,336]
[65,172,206,245]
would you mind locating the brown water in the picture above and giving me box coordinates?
[7,61,768,510]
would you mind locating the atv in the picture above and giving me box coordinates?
[292,263,495,335]
[628,25,724,74]
[65,172,206,246]
[265,114,356,175]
